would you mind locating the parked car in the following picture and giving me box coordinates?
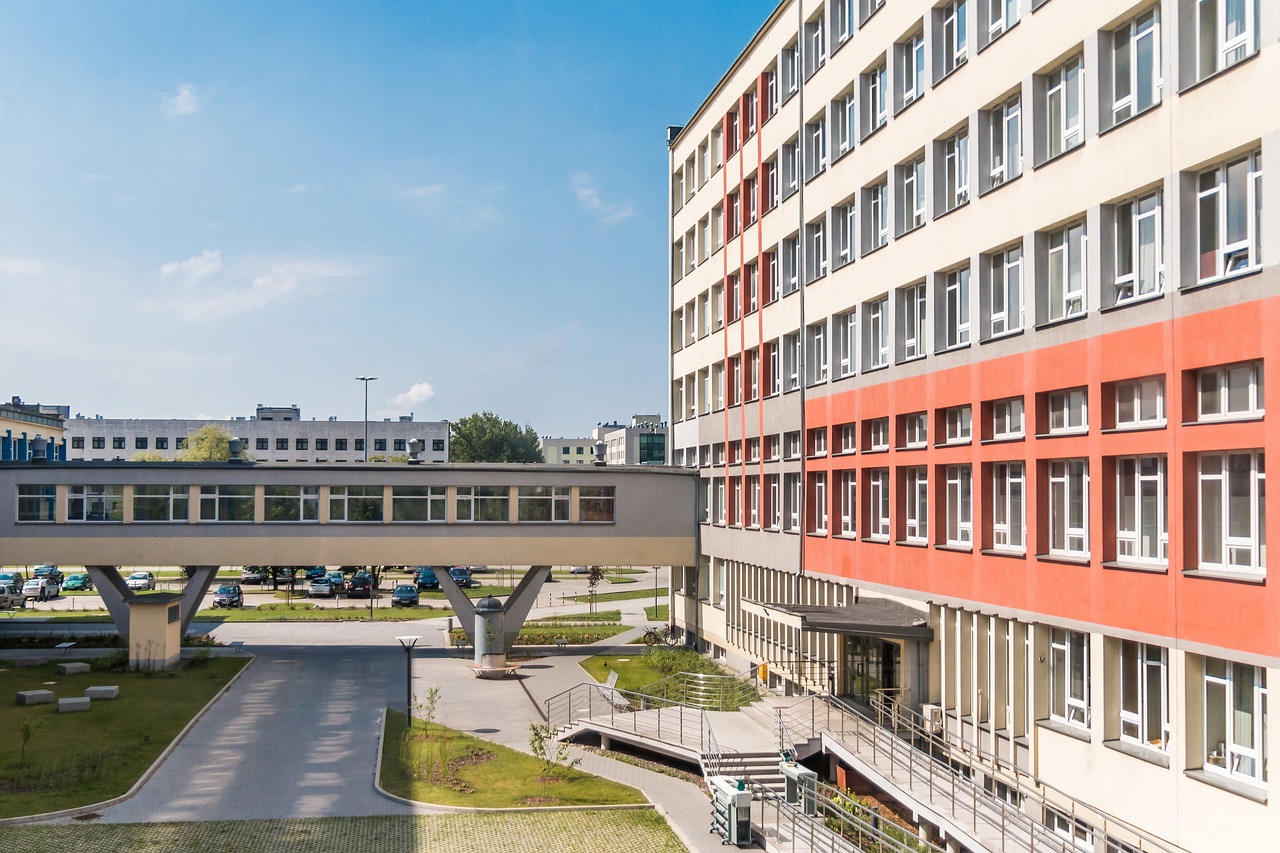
[569,565,589,574]
[240,566,266,584]
[415,567,440,591]
[0,570,28,588]
[390,584,420,607]
[0,581,25,609]
[212,584,244,608]
[346,573,373,598]
[448,566,474,589]
[304,566,327,580]
[62,573,94,592]
[33,565,64,586]
[22,577,59,601]
[308,578,336,598]
[126,571,157,591]
[325,571,346,590]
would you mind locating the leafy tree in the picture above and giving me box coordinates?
[177,424,254,462]
[449,411,541,463]
[130,450,168,462]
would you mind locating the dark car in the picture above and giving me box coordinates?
[212,584,244,608]
[448,566,474,589]
[62,573,94,592]
[33,565,64,585]
[346,573,373,598]
[415,567,440,591]
[304,566,327,580]
[391,584,420,607]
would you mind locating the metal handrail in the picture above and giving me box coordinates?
[544,681,714,757]
[637,669,759,711]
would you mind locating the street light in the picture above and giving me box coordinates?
[396,635,420,728]
[356,375,377,462]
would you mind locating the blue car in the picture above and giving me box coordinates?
[415,567,440,591]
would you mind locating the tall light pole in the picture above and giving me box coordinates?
[356,375,377,462]
[396,635,420,728]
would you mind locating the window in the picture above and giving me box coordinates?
[296,438,309,451]
[374,439,387,452]
[863,62,888,135]
[810,473,829,533]
[808,427,827,458]
[1203,657,1267,784]
[713,361,725,409]
[863,296,889,368]
[155,437,168,450]
[1050,628,1090,728]
[199,485,255,522]
[329,485,383,522]
[985,95,1022,189]
[747,475,760,527]
[993,397,1025,439]
[986,244,1023,337]
[1044,220,1087,322]
[765,250,779,303]
[805,217,827,282]
[1110,9,1161,125]
[804,14,826,77]
[727,274,741,323]
[744,91,758,137]
[1113,191,1162,303]
[832,0,855,45]
[765,340,781,395]
[765,67,778,118]
[1119,641,1169,751]
[1048,459,1090,556]
[904,412,928,448]
[456,486,509,522]
[727,193,741,239]
[806,321,828,385]
[713,123,724,171]
[783,332,802,392]
[834,201,856,268]
[864,180,889,252]
[67,485,124,521]
[1048,388,1088,434]
[516,486,569,522]
[763,473,780,529]
[727,356,741,406]
[764,160,779,211]
[833,91,855,157]
[92,436,105,450]
[1043,56,1084,161]
[834,309,857,378]
[940,128,969,212]
[135,436,148,450]
[939,0,969,76]
[805,117,827,180]
[746,349,760,401]
[839,423,857,453]
[1196,151,1262,282]
[1114,377,1165,428]
[782,235,801,295]
[940,267,970,350]
[745,178,758,226]
[316,438,328,451]
[276,438,288,451]
[1197,362,1264,420]
[784,431,802,460]
[946,465,973,546]
[1046,809,1093,852]
[896,155,926,234]
[904,467,928,542]
[867,468,890,539]
[984,0,1020,42]
[1193,0,1258,81]
[391,485,447,521]
[133,484,189,522]
[1116,456,1168,563]
[580,485,615,522]
[1198,451,1265,573]
[861,0,886,22]
[897,29,926,108]
[945,406,972,443]
[711,205,724,253]
[712,282,724,330]
[782,138,801,197]
[784,473,802,532]
[839,470,857,536]
[264,485,320,522]
[868,417,890,451]
[899,282,927,361]
[71,436,84,450]
[992,462,1025,550]
[432,438,445,453]
[112,436,125,450]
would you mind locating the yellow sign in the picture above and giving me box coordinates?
[757,663,768,682]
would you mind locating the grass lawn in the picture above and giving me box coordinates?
[449,623,629,646]
[0,655,248,818]
[195,604,451,623]
[526,610,622,625]
[568,587,668,604]
[644,604,669,621]
[419,584,514,600]
[579,654,669,692]
[380,711,646,808]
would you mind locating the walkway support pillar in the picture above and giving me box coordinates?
[436,565,551,653]
[86,565,222,643]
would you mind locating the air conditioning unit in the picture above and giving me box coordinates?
[921,703,944,734]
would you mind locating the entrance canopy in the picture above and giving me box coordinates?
[742,598,933,641]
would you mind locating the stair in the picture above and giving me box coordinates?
[711,750,786,793]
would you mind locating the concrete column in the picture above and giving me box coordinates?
[178,566,220,634]
[86,565,132,643]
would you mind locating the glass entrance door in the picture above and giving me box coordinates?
[841,636,901,706]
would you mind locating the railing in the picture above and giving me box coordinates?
[775,693,1185,853]
[637,669,760,711]
[544,681,715,757]
[749,778,946,853]
[702,714,722,779]
[761,655,838,694]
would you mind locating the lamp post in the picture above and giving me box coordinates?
[396,635,420,727]
[356,375,377,462]
[654,565,660,617]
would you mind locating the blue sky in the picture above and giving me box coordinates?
[0,1,776,437]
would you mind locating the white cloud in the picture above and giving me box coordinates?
[285,184,311,194]
[83,172,117,183]
[392,382,436,407]
[159,249,222,286]
[403,183,447,199]
[164,83,199,117]
[0,256,51,276]
[571,173,636,223]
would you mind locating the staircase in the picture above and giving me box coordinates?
[713,749,786,793]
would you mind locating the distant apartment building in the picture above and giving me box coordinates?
[540,415,669,466]
[668,0,1276,849]
[64,404,448,464]
[0,397,68,461]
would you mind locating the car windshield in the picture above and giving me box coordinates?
[130,573,148,579]
[217,586,236,594]
[396,586,414,593]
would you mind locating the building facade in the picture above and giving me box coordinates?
[65,405,448,464]
[0,397,68,462]
[540,415,669,465]
[668,1,1276,848]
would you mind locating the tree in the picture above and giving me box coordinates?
[449,411,542,463]
[177,424,253,462]
[130,450,168,462]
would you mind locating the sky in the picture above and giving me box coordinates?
[0,0,777,437]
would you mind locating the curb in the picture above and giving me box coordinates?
[0,652,258,826]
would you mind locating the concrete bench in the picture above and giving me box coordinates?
[57,662,91,675]
[85,686,119,700]
[58,696,91,713]
[55,641,77,654]
[16,689,55,706]
[600,670,631,710]
[553,637,569,649]
[14,657,48,668]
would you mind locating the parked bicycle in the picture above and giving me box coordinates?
[642,624,682,647]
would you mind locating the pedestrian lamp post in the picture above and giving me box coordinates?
[396,635,420,727]
[355,375,377,462]
[653,566,660,616]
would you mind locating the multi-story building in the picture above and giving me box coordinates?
[540,436,599,464]
[668,1,1276,848]
[0,397,68,461]
[540,416,669,465]
[65,404,448,464]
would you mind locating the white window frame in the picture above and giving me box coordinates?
[833,0,855,45]
[783,236,801,295]
[1203,657,1268,784]
[865,180,889,252]
[1045,56,1084,160]
[1048,459,1090,557]
[784,472,802,532]
[806,320,829,386]
[992,461,1025,551]
[1195,0,1257,80]
[945,464,973,546]
[834,309,857,378]
[904,412,928,448]
[987,95,1021,187]
[992,397,1025,439]
[835,201,856,268]
[811,473,829,534]
[804,14,827,77]
[940,0,969,76]
[1111,8,1161,123]
[868,468,891,539]
[839,470,857,536]
[1048,387,1088,435]
[1119,640,1170,752]
[1196,151,1262,283]
[945,406,972,443]
[867,63,888,131]
[942,267,970,349]
[805,117,828,179]
[898,155,926,234]
[805,217,828,282]
[869,418,890,452]
[748,475,761,528]
[1116,455,1168,564]
[864,297,889,368]
[987,244,1023,337]
[1114,191,1163,303]
[840,423,857,453]
[834,92,856,156]
[942,128,969,211]
[986,0,1020,41]
[901,282,927,361]
[1198,450,1266,574]
[1050,627,1091,728]
[1197,362,1264,421]
[1045,220,1087,322]
[1115,376,1165,428]
[783,332,802,392]
[904,466,929,543]
[899,30,926,107]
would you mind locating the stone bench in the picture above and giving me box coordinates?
[16,689,55,706]
[57,662,91,675]
[85,686,119,700]
[58,696,91,713]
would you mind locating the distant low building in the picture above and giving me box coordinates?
[541,415,668,466]
[64,404,448,464]
[0,397,68,461]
